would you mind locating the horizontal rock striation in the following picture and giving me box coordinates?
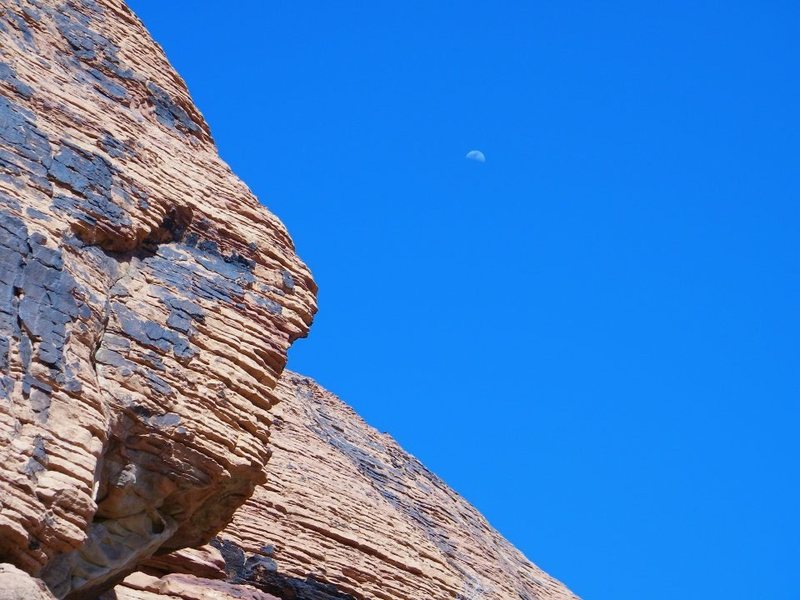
[0,1,578,599]
[0,0,315,597]
[115,373,578,600]
[0,562,56,600]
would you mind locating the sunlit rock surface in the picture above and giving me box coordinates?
[0,1,577,599]
[0,562,56,600]
[114,373,578,600]
[0,1,315,597]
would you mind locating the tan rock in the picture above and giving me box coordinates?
[108,572,279,600]
[0,1,315,597]
[0,563,55,600]
[0,1,577,599]
[118,373,578,600]
[142,546,227,581]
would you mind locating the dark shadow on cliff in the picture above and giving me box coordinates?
[211,538,357,600]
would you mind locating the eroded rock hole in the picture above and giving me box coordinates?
[143,205,192,248]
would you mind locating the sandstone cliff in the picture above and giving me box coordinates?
[0,0,315,596]
[112,373,578,600]
[0,1,577,599]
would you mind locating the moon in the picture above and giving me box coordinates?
[465,150,486,163]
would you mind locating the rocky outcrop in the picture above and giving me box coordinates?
[0,1,315,597]
[0,1,577,599]
[0,563,56,600]
[113,373,578,600]
[111,571,279,600]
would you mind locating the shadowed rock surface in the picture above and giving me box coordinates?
[0,1,578,599]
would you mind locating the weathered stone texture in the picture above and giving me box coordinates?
[0,1,315,597]
[0,562,56,600]
[110,571,279,600]
[0,1,578,599]
[117,373,578,600]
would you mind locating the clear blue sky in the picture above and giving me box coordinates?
[128,2,798,598]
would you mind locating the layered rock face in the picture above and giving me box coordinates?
[0,1,315,597]
[113,373,578,600]
[0,1,577,599]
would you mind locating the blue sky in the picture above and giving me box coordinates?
[128,2,799,598]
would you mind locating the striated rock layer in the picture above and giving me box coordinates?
[0,1,578,599]
[114,373,578,600]
[0,0,315,597]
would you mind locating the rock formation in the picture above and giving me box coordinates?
[111,373,578,600]
[0,0,315,596]
[0,563,56,600]
[0,1,577,599]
